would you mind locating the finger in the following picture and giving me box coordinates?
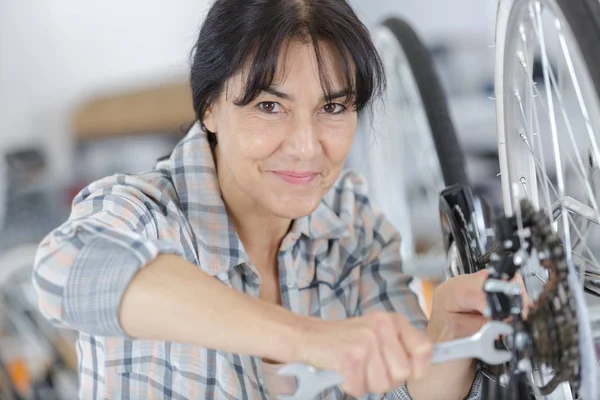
[366,341,392,394]
[393,314,433,379]
[377,318,412,383]
[465,270,491,315]
[339,345,367,397]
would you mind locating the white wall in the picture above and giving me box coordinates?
[0,1,211,178]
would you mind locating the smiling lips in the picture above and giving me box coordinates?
[271,171,319,185]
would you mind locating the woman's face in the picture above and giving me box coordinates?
[204,40,358,219]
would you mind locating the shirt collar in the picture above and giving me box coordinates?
[165,124,349,275]
[291,200,350,241]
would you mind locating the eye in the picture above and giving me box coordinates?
[322,103,346,114]
[258,102,282,113]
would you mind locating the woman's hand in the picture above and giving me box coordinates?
[297,312,433,397]
[428,269,490,340]
[428,269,529,341]
[405,269,529,400]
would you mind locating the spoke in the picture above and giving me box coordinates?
[530,4,565,196]
[571,215,591,253]
[531,270,548,284]
[531,3,574,273]
[544,50,600,228]
[528,78,600,227]
[515,86,553,216]
[393,66,443,195]
[514,90,562,208]
[523,28,554,219]
[571,250,598,271]
[531,14,600,282]
[556,16,600,188]
[514,182,528,249]
[516,49,554,219]
[567,213,600,272]
[521,5,600,281]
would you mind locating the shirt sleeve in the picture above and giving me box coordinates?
[32,174,181,337]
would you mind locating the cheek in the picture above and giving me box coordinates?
[236,128,278,158]
[322,121,357,163]
[221,114,282,160]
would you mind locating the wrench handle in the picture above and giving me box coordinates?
[430,335,480,364]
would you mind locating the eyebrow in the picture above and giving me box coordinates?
[262,87,354,102]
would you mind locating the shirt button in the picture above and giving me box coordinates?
[258,377,265,386]
[286,280,296,288]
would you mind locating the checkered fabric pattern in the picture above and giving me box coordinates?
[33,124,481,399]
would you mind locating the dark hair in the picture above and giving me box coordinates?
[190,0,385,148]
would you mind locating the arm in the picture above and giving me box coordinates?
[33,175,308,363]
[119,253,307,361]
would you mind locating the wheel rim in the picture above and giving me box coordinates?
[362,23,446,278]
[497,0,600,397]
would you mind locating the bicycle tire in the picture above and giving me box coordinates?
[380,17,469,188]
[555,0,600,98]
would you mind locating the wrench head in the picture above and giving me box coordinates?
[276,363,344,400]
[477,321,515,365]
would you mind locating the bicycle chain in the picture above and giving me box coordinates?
[516,200,581,394]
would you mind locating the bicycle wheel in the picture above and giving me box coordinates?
[495,0,600,398]
[350,17,468,279]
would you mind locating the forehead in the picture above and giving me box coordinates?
[275,40,348,86]
[228,39,352,98]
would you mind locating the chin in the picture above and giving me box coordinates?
[268,195,322,219]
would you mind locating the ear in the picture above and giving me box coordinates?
[202,103,218,133]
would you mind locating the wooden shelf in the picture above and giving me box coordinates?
[73,81,195,140]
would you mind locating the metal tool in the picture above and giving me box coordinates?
[276,321,513,400]
[430,320,513,365]
[276,363,344,400]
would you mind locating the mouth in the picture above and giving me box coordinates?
[270,171,320,186]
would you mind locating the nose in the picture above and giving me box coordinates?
[281,116,321,160]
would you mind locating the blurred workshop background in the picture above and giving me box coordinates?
[0,1,500,398]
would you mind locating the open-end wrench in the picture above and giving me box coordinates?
[276,321,513,400]
[430,320,514,365]
[275,363,344,400]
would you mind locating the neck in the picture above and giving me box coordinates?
[226,198,292,255]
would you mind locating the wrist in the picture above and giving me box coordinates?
[406,360,476,400]
[287,315,335,369]
[262,305,317,363]
[407,316,476,399]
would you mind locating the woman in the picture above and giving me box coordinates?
[33,0,490,399]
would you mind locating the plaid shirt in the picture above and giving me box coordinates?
[33,125,482,399]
